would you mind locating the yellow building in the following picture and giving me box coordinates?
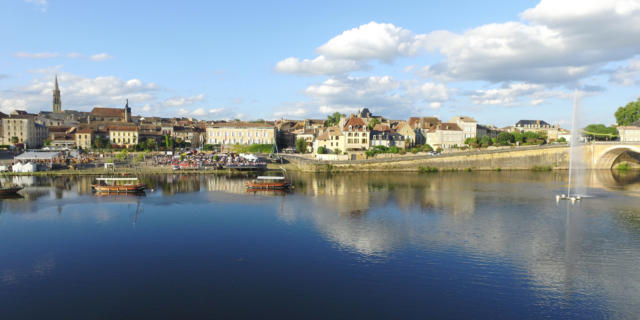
[109,126,139,147]
[205,122,276,146]
[75,128,94,149]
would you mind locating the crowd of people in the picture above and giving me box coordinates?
[150,152,267,169]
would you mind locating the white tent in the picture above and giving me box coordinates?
[12,162,37,173]
[22,162,37,172]
[12,162,23,172]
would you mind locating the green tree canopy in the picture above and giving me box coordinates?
[583,124,618,140]
[367,118,381,130]
[615,98,640,126]
[496,132,515,145]
[326,112,345,127]
[295,138,307,154]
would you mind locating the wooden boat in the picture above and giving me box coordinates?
[92,177,146,194]
[246,176,290,190]
[0,186,22,195]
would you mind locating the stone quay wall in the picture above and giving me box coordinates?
[282,145,570,172]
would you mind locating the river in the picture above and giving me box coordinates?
[1,171,640,318]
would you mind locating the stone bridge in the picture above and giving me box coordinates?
[281,142,640,172]
[583,142,640,169]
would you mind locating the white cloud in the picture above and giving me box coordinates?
[191,108,207,116]
[423,0,640,83]
[610,59,640,85]
[90,53,113,61]
[0,71,203,118]
[161,94,205,108]
[470,83,576,106]
[275,56,365,75]
[209,108,224,114]
[272,75,450,119]
[24,0,47,12]
[317,21,426,62]
[14,51,113,61]
[15,52,58,59]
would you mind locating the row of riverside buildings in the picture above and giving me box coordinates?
[4,77,640,153]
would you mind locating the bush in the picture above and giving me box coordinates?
[295,138,307,154]
[496,132,515,145]
[317,146,326,154]
[616,162,631,171]
[418,166,439,173]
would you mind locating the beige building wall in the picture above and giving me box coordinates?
[206,124,276,146]
[427,130,465,149]
[110,129,139,147]
[75,132,93,149]
[2,117,48,148]
[450,116,477,139]
[618,126,640,142]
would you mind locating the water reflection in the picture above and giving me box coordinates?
[0,170,639,317]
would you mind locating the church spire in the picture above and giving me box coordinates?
[53,74,62,113]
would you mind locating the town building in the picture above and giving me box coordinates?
[510,120,560,140]
[315,126,344,154]
[476,124,502,139]
[1,116,49,148]
[205,122,276,147]
[343,116,369,151]
[75,128,94,149]
[393,121,416,146]
[89,100,132,123]
[109,126,139,147]
[450,116,477,140]
[618,122,640,142]
[426,123,464,149]
[370,124,406,148]
[173,126,205,148]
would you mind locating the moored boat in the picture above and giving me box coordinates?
[0,186,23,195]
[246,176,290,190]
[92,177,146,194]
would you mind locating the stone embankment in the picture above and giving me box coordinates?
[281,145,570,172]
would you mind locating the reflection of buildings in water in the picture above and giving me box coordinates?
[158,175,202,195]
[11,176,36,186]
[206,176,248,195]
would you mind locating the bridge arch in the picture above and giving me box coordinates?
[594,145,640,169]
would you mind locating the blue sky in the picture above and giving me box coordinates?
[1,0,639,127]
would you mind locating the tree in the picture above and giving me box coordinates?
[367,118,381,130]
[583,124,618,140]
[479,135,492,147]
[334,148,342,155]
[513,131,524,143]
[295,138,307,154]
[465,137,478,146]
[115,150,128,161]
[43,139,52,146]
[10,137,18,145]
[615,98,640,126]
[326,112,344,127]
[317,146,326,154]
[496,132,515,145]
[146,138,158,151]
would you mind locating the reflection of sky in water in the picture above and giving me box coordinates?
[0,171,639,318]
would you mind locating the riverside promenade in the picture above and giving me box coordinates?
[281,144,572,172]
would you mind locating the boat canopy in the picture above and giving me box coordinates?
[96,177,140,181]
[256,176,285,180]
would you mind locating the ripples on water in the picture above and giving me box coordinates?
[0,171,640,318]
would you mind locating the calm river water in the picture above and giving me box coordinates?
[1,171,640,319]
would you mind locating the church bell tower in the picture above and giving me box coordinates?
[53,75,62,113]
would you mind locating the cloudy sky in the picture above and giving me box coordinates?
[1,0,640,126]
